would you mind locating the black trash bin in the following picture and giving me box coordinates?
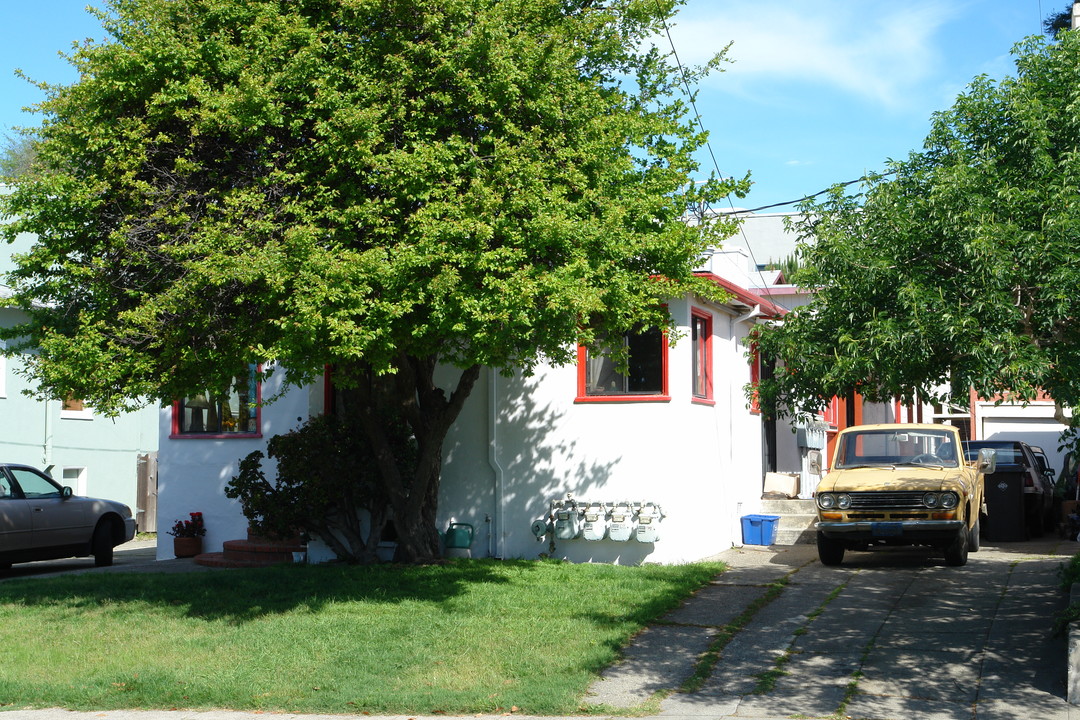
[982,469,1027,541]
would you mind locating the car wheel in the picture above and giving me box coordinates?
[969,517,981,553]
[944,529,969,567]
[816,532,845,567]
[92,523,114,567]
[1028,505,1045,538]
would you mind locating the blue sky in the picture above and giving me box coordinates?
[0,0,1062,211]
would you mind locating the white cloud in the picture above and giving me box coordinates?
[667,0,965,108]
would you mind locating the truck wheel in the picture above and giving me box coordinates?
[944,529,968,567]
[817,533,845,566]
[968,518,981,553]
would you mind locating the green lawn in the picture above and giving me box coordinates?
[0,559,723,715]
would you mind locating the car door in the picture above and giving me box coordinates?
[7,467,92,549]
[1019,444,1052,515]
[0,467,32,553]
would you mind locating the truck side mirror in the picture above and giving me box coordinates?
[807,450,823,476]
[978,448,997,474]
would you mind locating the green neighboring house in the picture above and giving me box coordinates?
[1,186,159,529]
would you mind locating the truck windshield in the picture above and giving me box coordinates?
[835,429,959,469]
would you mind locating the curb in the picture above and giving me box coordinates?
[1069,583,1080,705]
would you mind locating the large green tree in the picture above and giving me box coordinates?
[0,0,743,561]
[753,31,1080,425]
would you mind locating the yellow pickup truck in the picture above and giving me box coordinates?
[813,423,996,567]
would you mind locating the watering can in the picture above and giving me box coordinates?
[444,522,474,558]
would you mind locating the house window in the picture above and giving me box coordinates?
[63,467,87,496]
[577,327,669,402]
[691,309,713,402]
[61,396,94,420]
[173,366,260,436]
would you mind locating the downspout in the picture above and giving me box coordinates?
[488,368,505,559]
[42,398,53,471]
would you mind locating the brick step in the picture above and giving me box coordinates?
[193,536,306,569]
[192,552,293,569]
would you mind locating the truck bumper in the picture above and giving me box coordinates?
[817,519,965,544]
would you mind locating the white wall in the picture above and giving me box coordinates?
[154,368,312,559]
[439,296,767,564]
[158,296,770,564]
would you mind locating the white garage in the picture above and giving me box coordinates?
[976,401,1069,478]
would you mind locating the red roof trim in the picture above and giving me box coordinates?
[694,272,786,318]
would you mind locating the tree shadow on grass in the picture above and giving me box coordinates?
[0,557,719,629]
[0,558,535,622]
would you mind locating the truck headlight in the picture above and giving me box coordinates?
[940,492,959,510]
[836,494,852,509]
[923,492,939,508]
[818,493,836,509]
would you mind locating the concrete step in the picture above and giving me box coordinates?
[756,498,818,546]
[760,498,816,514]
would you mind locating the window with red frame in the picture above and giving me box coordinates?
[175,365,260,435]
[579,327,667,399]
[749,342,761,413]
[691,310,712,401]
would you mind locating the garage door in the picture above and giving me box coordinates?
[981,417,1068,478]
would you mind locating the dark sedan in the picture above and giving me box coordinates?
[963,440,1054,540]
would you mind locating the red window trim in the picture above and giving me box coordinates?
[169,368,264,440]
[575,330,670,404]
[690,307,714,405]
[748,341,761,415]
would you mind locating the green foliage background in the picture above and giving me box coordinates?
[0,0,744,410]
[754,31,1080,421]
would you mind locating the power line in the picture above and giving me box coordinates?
[725,174,881,215]
[654,2,789,305]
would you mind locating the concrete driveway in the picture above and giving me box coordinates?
[0,537,214,579]
[592,537,1080,719]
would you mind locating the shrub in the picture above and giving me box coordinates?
[1060,552,1080,591]
[227,412,415,563]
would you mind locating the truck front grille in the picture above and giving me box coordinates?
[848,492,926,510]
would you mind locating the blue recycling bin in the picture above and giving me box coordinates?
[741,514,780,546]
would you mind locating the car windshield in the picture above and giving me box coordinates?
[835,429,959,469]
[963,443,1020,464]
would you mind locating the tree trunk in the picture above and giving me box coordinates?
[342,357,481,563]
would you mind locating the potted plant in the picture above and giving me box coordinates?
[168,512,206,558]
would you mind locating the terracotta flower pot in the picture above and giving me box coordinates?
[173,536,203,558]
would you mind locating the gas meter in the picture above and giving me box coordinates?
[634,503,663,543]
[608,502,634,542]
[581,502,608,541]
[553,499,583,540]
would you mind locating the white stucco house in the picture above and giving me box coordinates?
[155,254,812,564]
